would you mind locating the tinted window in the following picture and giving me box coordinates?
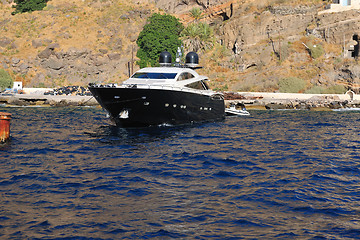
[178,72,195,81]
[132,72,177,79]
[185,80,209,90]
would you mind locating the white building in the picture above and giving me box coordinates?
[320,0,360,13]
[12,82,22,92]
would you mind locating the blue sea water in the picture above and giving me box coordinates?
[1,107,360,239]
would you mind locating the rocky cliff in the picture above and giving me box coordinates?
[2,0,360,93]
[0,0,152,87]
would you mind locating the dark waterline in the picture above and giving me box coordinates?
[1,107,360,239]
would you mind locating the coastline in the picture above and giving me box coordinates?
[225,91,359,111]
[1,90,359,110]
[0,94,99,107]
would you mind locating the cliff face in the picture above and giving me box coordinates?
[2,0,360,92]
[214,4,360,92]
[153,0,229,14]
[160,0,360,92]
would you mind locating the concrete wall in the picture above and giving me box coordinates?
[237,91,360,101]
[320,0,360,13]
[22,88,53,94]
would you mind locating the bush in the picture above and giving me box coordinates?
[305,86,324,94]
[181,22,213,41]
[189,7,203,20]
[12,0,49,15]
[305,85,346,94]
[323,85,347,94]
[278,77,306,93]
[181,22,214,52]
[307,44,324,59]
[0,69,13,92]
[136,13,184,68]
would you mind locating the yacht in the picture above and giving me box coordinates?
[88,51,225,127]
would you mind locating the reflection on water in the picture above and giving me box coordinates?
[1,107,360,239]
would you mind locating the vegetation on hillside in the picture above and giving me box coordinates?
[181,22,214,52]
[12,0,49,15]
[0,0,357,93]
[136,13,184,68]
[278,77,306,93]
[0,69,13,91]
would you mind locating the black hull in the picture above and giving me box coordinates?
[89,87,225,127]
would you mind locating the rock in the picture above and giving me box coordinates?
[38,47,54,59]
[19,63,30,73]
[328,100,348,109]
[67,47,89,58]
[1,62,8,69]
[11,58,20,65]
[92,56,107,66]
[268,5,317,15]
[154,0,227,14]
[8,98,30,106]
[9,42,17,49]
[32,39,43,48]
[37,43,60,59]
[107,37,123,51]
[99,49,108,54]
[120,14,130,20]
[0,37,12,47]
[46,58,64,70]
[108,53,121,60]
[58,32,72,39]
[47,43,60,50]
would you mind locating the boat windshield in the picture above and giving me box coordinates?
[131,72,177,79]
[185,80,209,90]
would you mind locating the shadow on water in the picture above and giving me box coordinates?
[85,124,191,145]
[84,117,225,146]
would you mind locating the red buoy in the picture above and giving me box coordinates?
[0,112,11,143]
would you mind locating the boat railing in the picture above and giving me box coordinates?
[90,83,220,97]
[121,83,216,96]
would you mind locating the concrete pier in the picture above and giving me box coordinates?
[0,94,98,107]
[225,91,360,110]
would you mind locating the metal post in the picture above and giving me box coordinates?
[0,112,11,143]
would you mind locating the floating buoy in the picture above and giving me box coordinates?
[0,112,11,143]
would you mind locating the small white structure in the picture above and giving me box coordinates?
[320,0,360,13]
[12,82,22,92]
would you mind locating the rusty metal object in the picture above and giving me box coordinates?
[0,112,11,143]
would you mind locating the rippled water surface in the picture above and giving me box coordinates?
[1,107,360,239]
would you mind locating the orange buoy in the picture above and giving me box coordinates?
[0,112,11,143]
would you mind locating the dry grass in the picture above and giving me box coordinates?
[0,0,154,57]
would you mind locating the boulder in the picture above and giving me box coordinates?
[38,48,54,59]
[11,58,20,65]
[108,53,121,60]
[0,37,12,47]
[32,39,43,48]
[46,58,64,70]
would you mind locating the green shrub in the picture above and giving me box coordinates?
[305,85,346,94]
[323,85,347,94]
[308,44,324,59]
[279,42,290,61]
[181,22,214,52]
[305,86,325,94]
[12,0,49,15]
[181,22,213,41]
[0,69,13,92]
[189,7,203,20]
[136,13,184,68]
[278,77,306,93]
